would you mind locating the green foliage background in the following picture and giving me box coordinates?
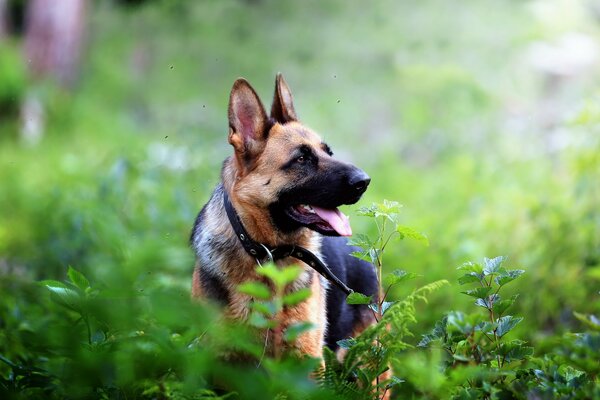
[0,0,599,398]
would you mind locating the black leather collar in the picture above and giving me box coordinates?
[223,190,354,296]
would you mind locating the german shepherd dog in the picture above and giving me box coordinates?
[190,74,378,360]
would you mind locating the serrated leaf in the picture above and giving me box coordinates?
[458,272,482,285]
[496,315,523,337]
[238,282,271,300]
[418,317,448,347]
[381,301,395,315]
[368,248,380,264]
[474,321,496,334]
[346,292,372,305]
[356,205,377,217]
[282,288,312,306]
[384,269,418,287]
[350,250,371,262]
[256,264,301,290]
[457,262,484,275]
[495,269,525,287]
[284,322,315,342]
[493,295,518,317]
[337,338,357,350]
[396,226,429,245]
[348,233,374,250]
[496,339,533,362]
[461,286,492,299]
[475,294,499,309]
[483,256,506,275]
[446,311,473,335]
[67,266,90,291]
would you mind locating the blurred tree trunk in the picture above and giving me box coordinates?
[0,0,8,39]
[21,0,87,144]
[24,0,87,87]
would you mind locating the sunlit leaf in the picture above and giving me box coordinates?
[483,256,506,275]
[495,269,525,287]
[384,269,418,287]
[346,292,372,305]
[461,287,492,299]
[282,288,312,306]
[284,322,315,342]
[238,282,271,300]
[457,262,484,276]
[67,266,90,291]
[395,226,429,245]
[496,315,522,337]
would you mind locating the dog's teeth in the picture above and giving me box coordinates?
[301,204,315,213]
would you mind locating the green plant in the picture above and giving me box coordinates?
[319,201,447,399]
[418,256,533,398]
[238,263,316,361]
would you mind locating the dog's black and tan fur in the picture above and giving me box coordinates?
[190,74,378,359]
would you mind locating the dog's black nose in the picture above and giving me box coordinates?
[348,169,371,193]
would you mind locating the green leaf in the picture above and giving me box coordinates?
[386,376,405,389]
[248,312,276,329]
[418,317,448,347]
[348,233,374,250]
[573,312,600,331]
[475,294,499,309]
[346,292,372,305]
[282,288,312,306]
[284,322,315,342]
[368,248,380,264]
[461,287,492,299]
[67,266,90,291]
[496,339,533,362]
[458,272,482,285]
[42,281,82,312]
[356,204,377,217]
[381,301,395,315]
[496,315,523,337]
[457,262,484,276]
[483,256,506,275]
[396,225,429,245]
[250,301,277,317]
[495,269,525,287]
[238,282,271,300]
[337,338,357,349]
[350,250,371,262]
[446,311,473,335]
[384,269,418,287]
[493,294,518,317]
[474,321,496,334]
[256,264,301,290]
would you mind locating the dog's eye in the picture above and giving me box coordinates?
[297,155,306,163]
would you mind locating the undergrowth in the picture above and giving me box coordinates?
[1,201,598,399]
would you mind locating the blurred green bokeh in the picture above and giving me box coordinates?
[0,0,599,398]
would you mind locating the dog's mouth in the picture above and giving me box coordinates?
[285,204,352,237]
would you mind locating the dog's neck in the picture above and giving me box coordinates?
[221,158,317,250]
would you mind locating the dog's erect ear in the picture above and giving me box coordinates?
[228,78,268,163]
[270,73,298,123]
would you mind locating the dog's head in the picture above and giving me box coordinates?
[226,74,370,238]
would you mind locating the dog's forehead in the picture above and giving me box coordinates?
[271,121,322,146]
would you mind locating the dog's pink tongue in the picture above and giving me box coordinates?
[312,206,352,236]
